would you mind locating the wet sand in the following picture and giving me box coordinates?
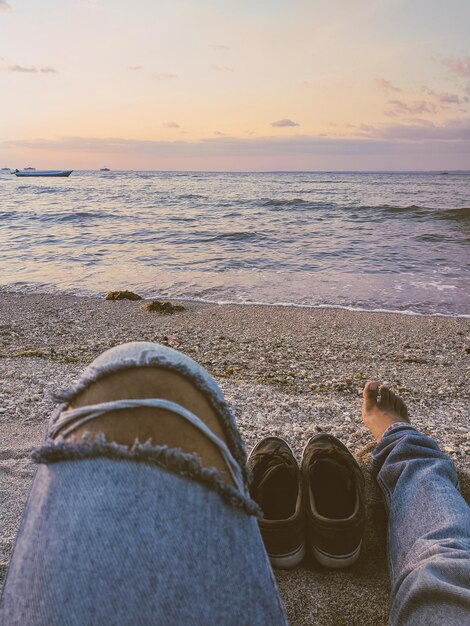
[1,293,469,625]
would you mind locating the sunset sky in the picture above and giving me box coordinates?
[1,0,469,170]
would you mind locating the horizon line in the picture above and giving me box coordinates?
[3,168,470,174]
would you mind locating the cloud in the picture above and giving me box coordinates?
[2,122,468,170]
[3,122,468,156]
[443,56,470,78]
[128,65,142,71]
[437,92,460,104]
[153,72,177,79]
[369,118,470,141]
[271,119,300,128]
[162,122,180,129]
[386,99,435,116]
[423,87,461,105]
[0,1,11,11]
[211,64,233,72]
[211,45,230,51]
[214,130,225,136]
[6,64,57,74]
[375,78,401,93]
[8,64,37,73]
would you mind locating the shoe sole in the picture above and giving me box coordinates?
[269,543,306,569]
[312,541,362,569]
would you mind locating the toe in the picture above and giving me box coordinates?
[390,390,400,412]
[379,385,390,406]
[363,381,379,411]
[396,395,409,419]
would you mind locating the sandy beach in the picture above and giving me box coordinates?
[1,292,469,625]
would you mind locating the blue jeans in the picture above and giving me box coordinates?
[372,423,470,625]
[0,344,469,625]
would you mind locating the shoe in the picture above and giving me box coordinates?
[301,433,365,568]
[248,436,306,569]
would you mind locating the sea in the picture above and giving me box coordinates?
[0,170,469,317]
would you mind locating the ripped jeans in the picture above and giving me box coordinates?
[1,343,469,625]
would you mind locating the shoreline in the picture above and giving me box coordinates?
[1,288,468,319]
[1,292,469,625]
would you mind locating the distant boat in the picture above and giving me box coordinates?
[14,169,73,177]
[100,167,111,171]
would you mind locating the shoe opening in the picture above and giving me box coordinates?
[310,459,356,520]
[257,464,299,520]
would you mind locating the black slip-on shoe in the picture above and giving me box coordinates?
[248,436,306,569]
[301,433,365,568]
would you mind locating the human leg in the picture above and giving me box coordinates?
[0,342,287,626]
[362,382,470,625]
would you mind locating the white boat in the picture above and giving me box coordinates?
[14,169,73,177]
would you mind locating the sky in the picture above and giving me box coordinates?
[0,0,469,170]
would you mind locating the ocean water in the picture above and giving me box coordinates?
[0,170,469,316]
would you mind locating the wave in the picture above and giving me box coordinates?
[260,197,311,208]
[200,231,266,242]
[436,207,470,222]
[2,284,467,318]
[37,211,116,222]
[356,205,470,222]
[36,187,73,195]
[0,209,116,222]
[177,193,207,200]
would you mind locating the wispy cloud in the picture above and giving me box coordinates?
[271,119,300,128]
[214,130,225,136]
[153,72,177,79]
[211,45,230,51]
[5,64,57,74]
[128,65,142,71]
[8,65,36,73]
[0,1,11,12]
[435,92,460,104]
[162,122,180,129]
[0,121,466,170]
[423,87,462,105]
[3,121,468,159]
[375,78,401,93]
[443,56,470,78]
[372,118,470,141]
[344,117,470,142]
[211,64,233,72]
[386,99,435,116]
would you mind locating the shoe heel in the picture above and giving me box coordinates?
[269,543,306,569]
[312,542,361,569]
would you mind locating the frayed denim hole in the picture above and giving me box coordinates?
[49,357,250,485]
[31,437,262,517]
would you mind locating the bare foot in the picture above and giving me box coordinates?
[361,381,410,442]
